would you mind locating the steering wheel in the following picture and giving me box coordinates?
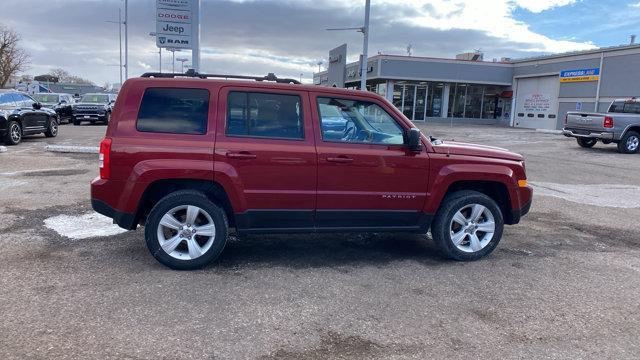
[341,122,356,141]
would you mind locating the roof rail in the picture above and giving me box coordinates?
[140,69,301,84]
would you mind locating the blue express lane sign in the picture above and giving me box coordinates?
[560,68,600,83]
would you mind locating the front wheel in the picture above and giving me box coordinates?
[4,120,22,145]
[577,138,597,148]
[617,131,640,154]
[431,190,504,261]
[144,190,229,270]
[44,117,58,138]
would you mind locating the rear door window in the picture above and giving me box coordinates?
[0,93,16,107]
[226,91,303,140]
[137,88,209,134]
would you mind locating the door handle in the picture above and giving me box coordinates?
[326,156,354,163]
[226,151,257,160]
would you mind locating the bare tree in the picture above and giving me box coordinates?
[49,68,94,85]
[0,25,30,88]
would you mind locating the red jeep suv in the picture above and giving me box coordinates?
[91,72,532,270]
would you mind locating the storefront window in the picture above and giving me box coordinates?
[427,83,444,117]
[449,83,466,118]
[403,84,416,119]
[414,85,427,121]
[465,84,484,119]
[393,84,403,112]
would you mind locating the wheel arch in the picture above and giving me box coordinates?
[442,180,515,224]
[134,179,235,228]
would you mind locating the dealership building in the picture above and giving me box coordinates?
[313,43,640,130]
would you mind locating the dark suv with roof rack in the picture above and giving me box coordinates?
[91,71,532,270]
[72,93,117,125]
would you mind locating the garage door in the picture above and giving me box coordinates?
[514,76,559,130]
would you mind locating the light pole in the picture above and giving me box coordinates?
[317,61,323,73]
[106,7,123,86]
[124,0,128,79]
[176,57,189,73]
[167,48,182,73]
[299,73,303,83]
[326,0,371,91]
[149,32,162,73]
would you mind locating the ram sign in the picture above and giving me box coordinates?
[156,0,195,49]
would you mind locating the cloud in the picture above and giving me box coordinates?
[1,0,597,85]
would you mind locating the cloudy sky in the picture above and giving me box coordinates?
[3,0,640,85]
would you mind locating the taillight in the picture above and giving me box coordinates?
[99,137,112,179]
[603,116,614,128]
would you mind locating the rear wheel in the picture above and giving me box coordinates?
[431,190,504,261]
[617,131,640,154]
[577,138,597,148]
[144,190,229,270]
[4,121,22,145]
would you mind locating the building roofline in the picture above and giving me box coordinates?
[511,43,640,63]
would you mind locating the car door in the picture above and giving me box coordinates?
[15,94,47,131]
[215,87,317,231]
[311,92,430,230]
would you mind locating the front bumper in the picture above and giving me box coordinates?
[73,113,108,122]
[563,128,615,140]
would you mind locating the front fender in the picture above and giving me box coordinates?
[424,156,520,214]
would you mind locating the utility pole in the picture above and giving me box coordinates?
[106,7,123,86]
[360,0,370,91]
[326,0,371,91]
[192,0,201,72]
[177,58,189,73]
[124,0,128,79]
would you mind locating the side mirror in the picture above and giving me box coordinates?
[33,102,42,110]
[407,128,422,152]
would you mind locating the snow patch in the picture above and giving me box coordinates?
[45,145,99,154]
[0,146,7,153]
[531,182,640,208]
[44,212,128,239]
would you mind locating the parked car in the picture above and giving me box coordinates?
[0,90,58,145]
[563,98,640,154]
[72,93,117,125]
[91,72,532,270]
[33,93,75,124]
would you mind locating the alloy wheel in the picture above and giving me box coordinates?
[10,123,21,143]
[156,205,217,260]
[449,204,496,253]
[627,135,639,152]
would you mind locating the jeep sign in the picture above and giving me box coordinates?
[156,0,195,49]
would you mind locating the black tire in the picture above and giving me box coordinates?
[104,112,111,124]
[431,190,504,261]
[3,120,22,145]
[617,131,640,154]
[73,118,81,126]
[577,138,597,148]
[89,120,96,125]
[44,117,58,138]
[144,190,229,270]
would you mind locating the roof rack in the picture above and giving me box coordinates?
[140,69,301,84]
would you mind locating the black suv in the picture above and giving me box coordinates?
[0,90,58,145]
[72,93,117,125]
[33,93,75,124]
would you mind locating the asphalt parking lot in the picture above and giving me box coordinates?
[1,123,639,359]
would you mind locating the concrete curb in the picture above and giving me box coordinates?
[45,145,99,154]
[535,129,563,135]
[0,146,7,153]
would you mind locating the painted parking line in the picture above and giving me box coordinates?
[531,181,640,208]
[44,212,128,240]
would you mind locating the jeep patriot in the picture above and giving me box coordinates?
[91,72,532,270]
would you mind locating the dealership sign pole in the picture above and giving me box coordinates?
[156,0,200,73]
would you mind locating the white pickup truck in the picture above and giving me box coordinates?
[563,98,640,154]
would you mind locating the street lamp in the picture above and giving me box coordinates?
[326,0,371,91]
[166,48,183,73]
[105,7,123,86]
[317,60,323,73]
[149,32,162,73]
[176,57,189,73]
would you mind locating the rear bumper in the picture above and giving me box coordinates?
[92,199,137,230]
[562,128,616,140]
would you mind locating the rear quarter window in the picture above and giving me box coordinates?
[137,88,209,134]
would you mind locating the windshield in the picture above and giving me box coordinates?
[81,94,110,103]
[33,94,60,103]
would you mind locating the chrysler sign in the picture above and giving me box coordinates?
[156,0,195,49]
